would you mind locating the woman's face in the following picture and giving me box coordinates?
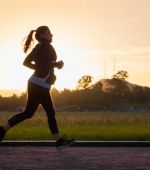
[40,29,53,42]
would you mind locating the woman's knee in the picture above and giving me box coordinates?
[21,110,34,119]
[25,113,34,119]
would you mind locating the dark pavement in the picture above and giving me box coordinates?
[1,147,150,170]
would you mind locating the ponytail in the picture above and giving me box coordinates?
[23,30,35,53]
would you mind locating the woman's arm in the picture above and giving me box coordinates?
[23,55,36,69]
[51,60,64,69]
[48,45,64,69]
[23,47,37,69]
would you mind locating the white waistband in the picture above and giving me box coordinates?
[29,75,51,89]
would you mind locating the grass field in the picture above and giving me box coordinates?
[1,111,150,140]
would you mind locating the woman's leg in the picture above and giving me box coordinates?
[7,98,39,129]
[4,82,39,132]
[40,91,61,141]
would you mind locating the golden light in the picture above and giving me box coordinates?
[0,0,150,96]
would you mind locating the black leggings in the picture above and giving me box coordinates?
[8,81,59,134]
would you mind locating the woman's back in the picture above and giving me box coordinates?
[27,41,57,78]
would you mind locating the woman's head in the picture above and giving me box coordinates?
[23,26,53,53]
[35,26,52,42]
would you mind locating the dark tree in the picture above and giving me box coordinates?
[112,70,129,81]
[76,75,93,89]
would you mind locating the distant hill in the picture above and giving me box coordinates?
[100,78,147,92]
[0,90,22,97]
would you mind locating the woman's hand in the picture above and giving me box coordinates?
[57,60,64,69]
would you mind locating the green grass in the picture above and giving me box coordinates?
[1,111,150,140]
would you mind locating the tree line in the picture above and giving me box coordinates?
[0,70,150,112]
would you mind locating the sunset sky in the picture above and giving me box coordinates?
[0,0,150,92]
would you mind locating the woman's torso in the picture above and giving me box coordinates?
[29,41,57,88]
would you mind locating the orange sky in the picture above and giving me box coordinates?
[0,0,150,91]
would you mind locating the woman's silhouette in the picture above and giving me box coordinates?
[0,26,74,149]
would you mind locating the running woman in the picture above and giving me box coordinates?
[0,26,74,149]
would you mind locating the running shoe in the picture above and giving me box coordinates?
[56,137,75,149]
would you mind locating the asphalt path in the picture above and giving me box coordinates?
[1,147,150,170]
